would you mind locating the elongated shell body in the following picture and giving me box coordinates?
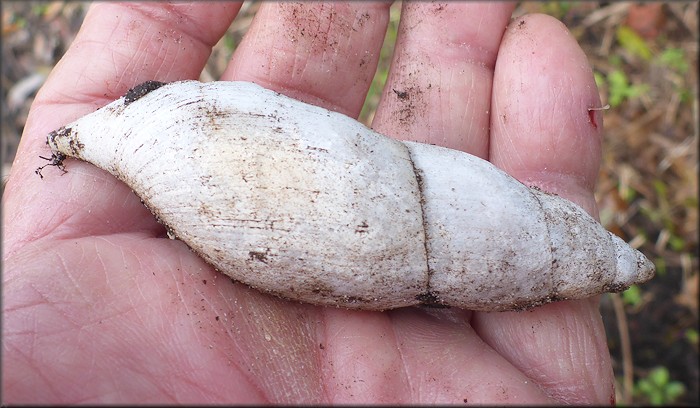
[46,80,654,311]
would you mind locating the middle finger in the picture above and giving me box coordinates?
[222,2,391,117]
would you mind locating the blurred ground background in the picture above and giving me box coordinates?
[1,1,697,405]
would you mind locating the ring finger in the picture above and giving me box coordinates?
[371,1,515,157]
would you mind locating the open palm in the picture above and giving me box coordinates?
[3,2,614,404]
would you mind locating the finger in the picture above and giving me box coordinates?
[371,2,515,157]
[222,2,391,117]
[317,307,556,404]
[388,308,554,404]
[489,13,603,214]
[3,2,240,256]
[473,300,615,404]
[473,14,613,404]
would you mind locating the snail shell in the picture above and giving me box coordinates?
[43,80,654,311]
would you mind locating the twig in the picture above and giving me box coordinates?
[611,292,634,404]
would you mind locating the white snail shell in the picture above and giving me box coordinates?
[44,80,654,311]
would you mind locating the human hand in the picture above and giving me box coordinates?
[3,2,615,404]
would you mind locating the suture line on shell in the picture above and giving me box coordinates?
[39,80,655,312]
[404,148,437,306]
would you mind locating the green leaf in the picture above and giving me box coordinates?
[684,196,698,209]
[606,69,648,107]
[665,382,686,400]
[31,3,50,17]
[634,367,686,405]
[609,54,623,67]
[669,235,686,252]
[649,367,670,386]
[654,257,667,277]
[223,33,236,52]
[607,70,629,107]
[636,378,654,394]
[616,26,652,61]
[659,48,688,74]
[622,285,642,306]
[619,181,638,203]
[542,1,572,19]
[685,328,698,346]
[652,179,668,199]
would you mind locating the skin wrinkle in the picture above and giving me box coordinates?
[32,356,62,400]
[254,336,299,400]
[91,237,112,288]
[80,344,98,389]
[553,110,567,156]
[64,42,105,96]
[124,291,151,334]
[538,361,593,402]
[144,28,181,79]
[7,200,69,256]
[228,3,391,117]
[464,72,478,148]
[435,74,448,146]
[112,28,145,89]
[550,83,571,152]
[386,315,431,401]
[59,249,92,309]
[170,368,211,402]
[475,12,485,35]
[224,302,312,403]
[317,3,334,57]
[12,277,88,399]
[292,45,307,83]
[36,74,107,106]
[73,184,114,232]
[84,5,223,94]
[490,90,508,157]
[122,3,228,50]
[128,365,174,403]
[111,248,175,328]
[131,23,153,73]
[187,286,224,348]
[109,340,162,398]
[564,314,606,400]
[145,30,171,79]
[85,301,134,330]
[479,302,607,404]
[317,314,334,402]
[494,89,525,169]
[213,335,269,403]
[130,278,154,331]
[321,313,402,403]
[36,171,157,250]
[410,18,496,70]
[172,372,213,403]
[70,388,118,405]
